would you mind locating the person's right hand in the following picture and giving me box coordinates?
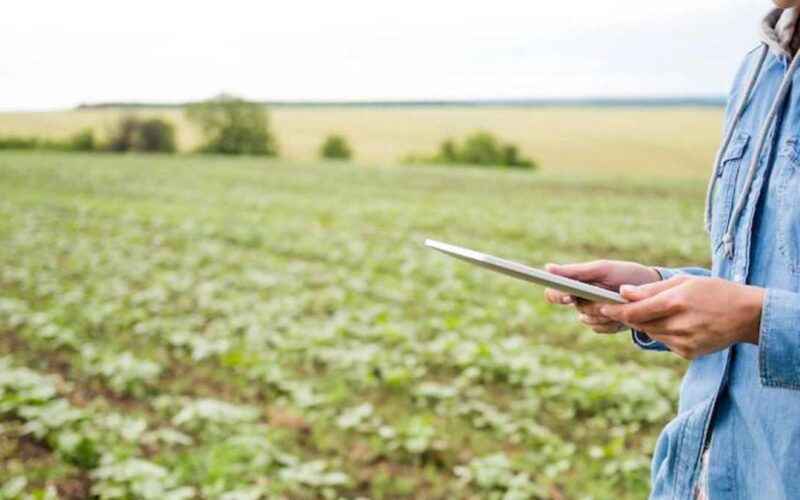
[543,260,661,334]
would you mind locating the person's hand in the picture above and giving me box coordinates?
[544,260,661,334]
[600,276,765,359]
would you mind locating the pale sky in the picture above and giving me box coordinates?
[1,0,768,111]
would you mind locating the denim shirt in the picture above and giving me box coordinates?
[633,47,800,499]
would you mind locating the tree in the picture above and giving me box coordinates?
[107,116,175,153]
[135,119,176,153]
[186,95,278,156]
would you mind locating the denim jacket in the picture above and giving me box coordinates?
[633,44,800,499]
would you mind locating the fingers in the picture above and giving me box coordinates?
[546,261,610,282]
[574,300,606,316]
[590,323,626,334]
[545,288,574,305]
[579,313,625,333]
[544,289,623,334]
[601,286,684,325]
[630,318,675,339]
[605,277,691,325]
[576,300,624,333]
[543,263,678,335]
[619,276,687,302]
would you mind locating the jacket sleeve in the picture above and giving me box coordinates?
[631,267,711,352]
[758,288,800,390]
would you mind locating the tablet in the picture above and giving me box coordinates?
[424,239,626,304]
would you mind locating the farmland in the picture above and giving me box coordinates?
[0,107,716,499]
[0,106,722,177]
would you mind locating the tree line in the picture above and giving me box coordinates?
[0,95,538,169]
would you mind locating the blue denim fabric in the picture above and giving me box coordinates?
[634,47,800,499]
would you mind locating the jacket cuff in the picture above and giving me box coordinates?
[655,267,711,280]
[654,267,682,281]
[631,268,672,351]
[759,288,800,390]
[631,330,670,352]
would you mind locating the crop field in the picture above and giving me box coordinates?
[0,106,722,177]
[0,113,714,499]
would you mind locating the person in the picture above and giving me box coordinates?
[544,3,800,499]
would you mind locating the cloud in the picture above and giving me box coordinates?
[0,0,767,110]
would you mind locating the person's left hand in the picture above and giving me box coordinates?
[600,276,765,360]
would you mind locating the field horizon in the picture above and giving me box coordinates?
[0,106,723,179]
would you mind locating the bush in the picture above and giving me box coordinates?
[136,119,176,153]
[438,139,458,163]
[459,132,502,165]
[319,134,353,160]
[0,130,98,153]
[108,116,176,153]
[500,144,533,168]
[186,95,277,156]
[427,131,536,169]
[108,117,137,152]
[0,137,40,150]
[70,129,96,152]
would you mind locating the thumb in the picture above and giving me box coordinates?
[620,277,684,301]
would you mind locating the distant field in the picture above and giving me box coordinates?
[0,150,710,499]
[0,106,723,177]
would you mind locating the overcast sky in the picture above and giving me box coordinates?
[1,0,769,111]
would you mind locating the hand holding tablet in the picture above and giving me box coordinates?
[424,239,627,304]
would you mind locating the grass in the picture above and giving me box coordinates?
[0,106,723,177]
[0,142,713,499]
